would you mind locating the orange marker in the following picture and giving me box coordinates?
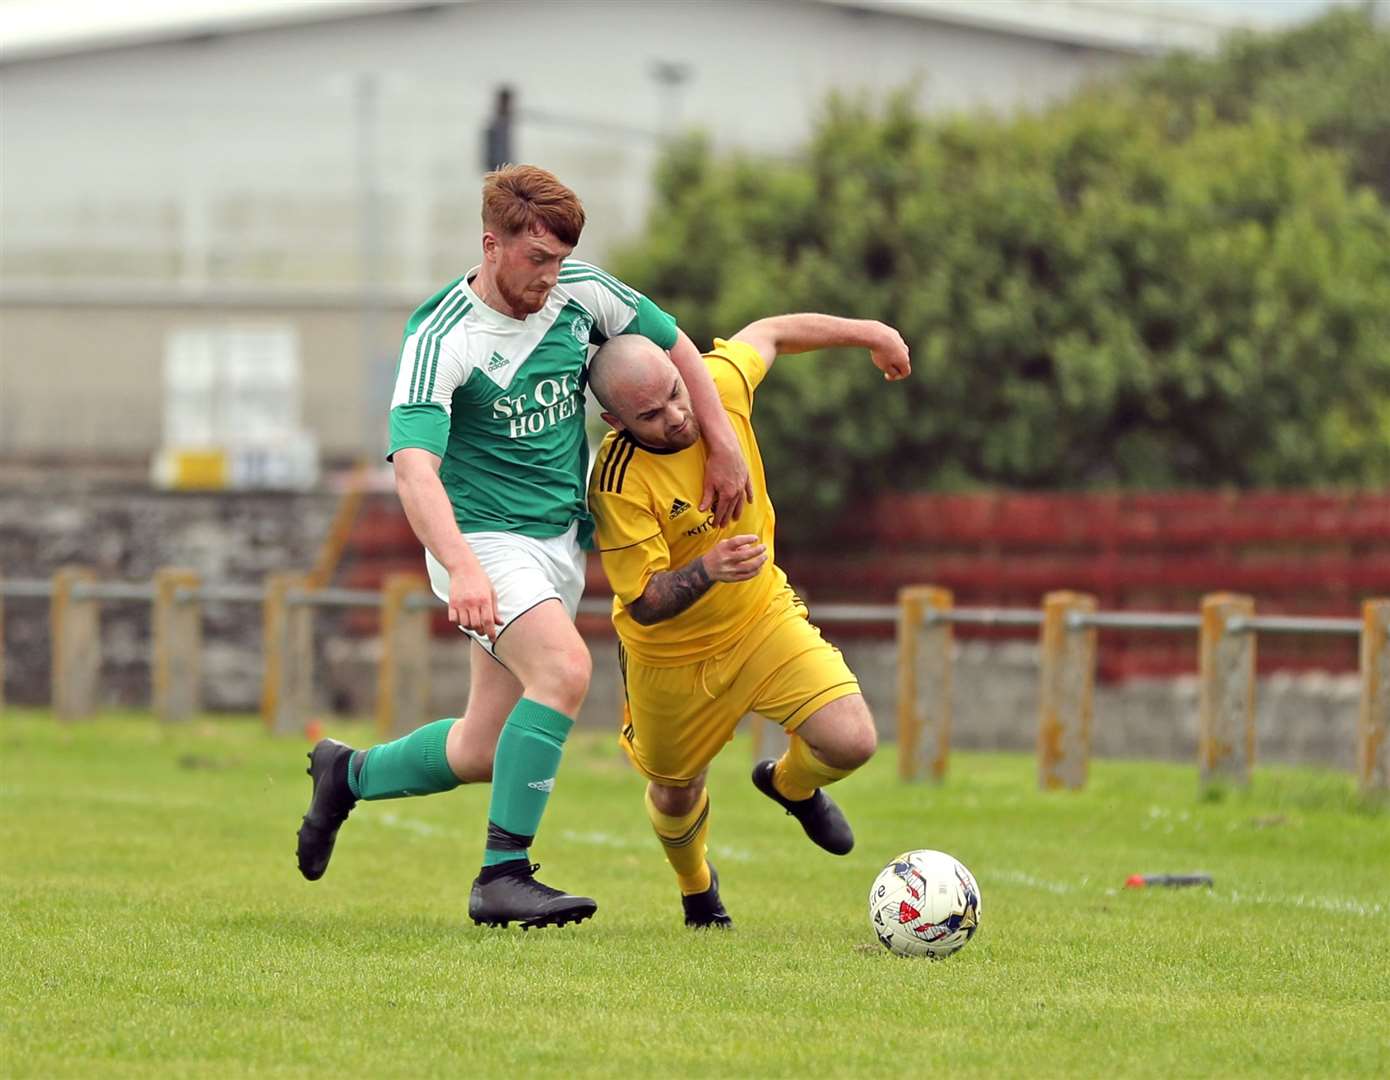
[1125,874,1213,888]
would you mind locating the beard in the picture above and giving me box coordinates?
[666,414,700,450]
[498,273,549,316]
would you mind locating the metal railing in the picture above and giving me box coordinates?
[3,573,1387,796]
[2,578,899,622]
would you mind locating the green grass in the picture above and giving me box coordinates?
[2,709,1387,1079]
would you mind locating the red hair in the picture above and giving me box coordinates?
[481,165,585,246]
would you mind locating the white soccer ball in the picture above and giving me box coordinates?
[868,849,982,959]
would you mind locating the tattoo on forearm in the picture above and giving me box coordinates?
[629,556,714,626]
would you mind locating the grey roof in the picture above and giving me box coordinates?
[0,0,1346,65]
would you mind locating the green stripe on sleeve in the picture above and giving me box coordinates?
[411,291,468,402]
[422,302,471,403]
[561,275,642,315]
[559,263,639,307]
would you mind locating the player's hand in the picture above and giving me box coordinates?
[701,444,752,528]
[701,534,767,583]
[869,325,911,382]
[446,559,499,641]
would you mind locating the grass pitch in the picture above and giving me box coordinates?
[2,710,1387,1079]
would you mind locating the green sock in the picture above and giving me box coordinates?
[482,698,573,867]
[348,718,461,801]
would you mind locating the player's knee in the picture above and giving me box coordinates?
[528,647,591,712]
[818,706,877,771]
[842,716,878,769]
[648,781,702,817]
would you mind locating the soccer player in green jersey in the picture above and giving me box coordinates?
[295,166,751,929]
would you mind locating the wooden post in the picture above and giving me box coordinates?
[152,568,201,723]
[376,574,431,737]
[51,566,99,720]
[1358,599,1390,796]
[307,466,367,588]
[897,586,954,782]
[261,573,314,735]
[0,573,6,714]
[1198,592,1256,789]
[1036,591,1098,791]
[260,573,290,729]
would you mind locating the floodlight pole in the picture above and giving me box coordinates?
[650,61,692,139]
[356,71,386,466]
[483,86,515,171]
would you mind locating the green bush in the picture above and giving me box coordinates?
[613,15,1390,527]
[1134,8,1390,202]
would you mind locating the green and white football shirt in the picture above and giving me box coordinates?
[388,261,678,541]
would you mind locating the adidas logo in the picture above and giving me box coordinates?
[669,498,692,520]
[487,352,510,372]
[527,777,556,793]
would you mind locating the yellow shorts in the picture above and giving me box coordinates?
[618,585,861,787]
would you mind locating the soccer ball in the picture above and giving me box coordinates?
[868,849,982,959]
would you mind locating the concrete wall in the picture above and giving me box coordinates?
[0,298,413,459]
[1,487,1363,769]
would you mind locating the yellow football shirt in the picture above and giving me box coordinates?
[589,338,787,665]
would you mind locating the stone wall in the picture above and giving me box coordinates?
[312,635,1361,771]
[1,483,339,710]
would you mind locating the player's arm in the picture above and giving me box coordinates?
[388,319,498,639]
[391,449,499,640]
[732,314,911,381]
[627,535,767,626]
[669,329,753,527]
[564,262,752,527]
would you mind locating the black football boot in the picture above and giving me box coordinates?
[751,759,854,855]
[296,738,358,881]
[468,861,597,930]
[681,863,733,930]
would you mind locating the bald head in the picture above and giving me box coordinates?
[590,334,701,450]
[589,335,673,412]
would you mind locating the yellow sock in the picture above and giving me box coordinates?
[644,787,712,895]
[772,734,853,801]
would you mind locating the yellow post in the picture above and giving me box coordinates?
[261,574,289,728]
[307,463,368,588]
[1198,592,1256,790]
[897,586,953,783]
[1036,591,1098,791]
[0,572,6,713]
[1357,599,1390,796]
[152,568,202,723]
[375,574,431,738]
[261,573,314,735]
[51,566,99,720]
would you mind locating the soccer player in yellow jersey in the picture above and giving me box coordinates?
[587,314,911,927]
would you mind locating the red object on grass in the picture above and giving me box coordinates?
[1124,874,1214,888]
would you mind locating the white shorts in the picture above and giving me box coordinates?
[424,523,586,656]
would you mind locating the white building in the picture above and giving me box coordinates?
[0,0,1342,461]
